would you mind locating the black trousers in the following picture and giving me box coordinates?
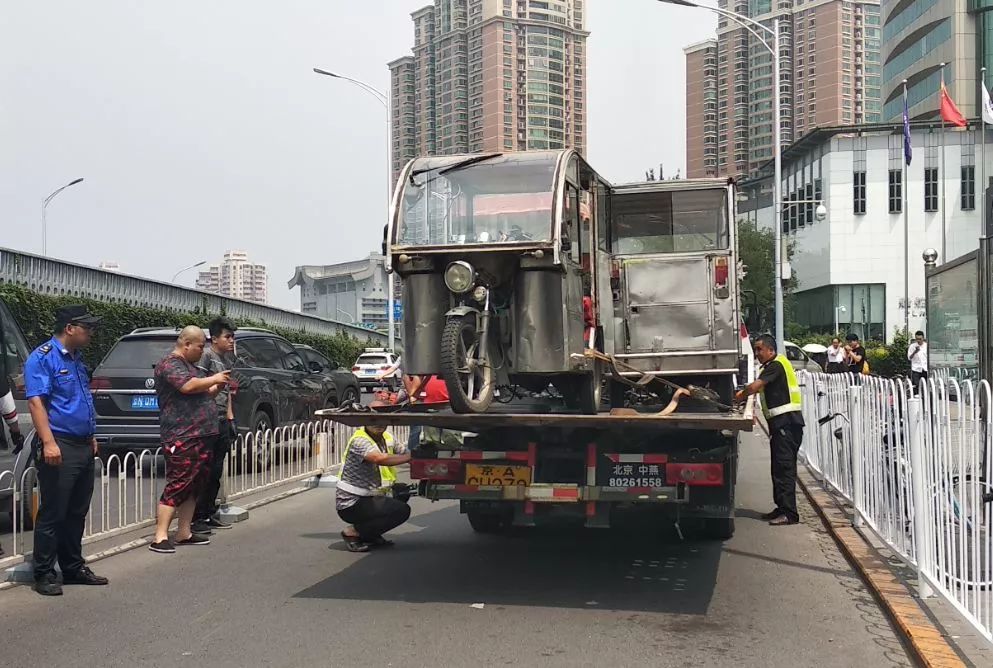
[33,435,95,580]
[337,496,411,541]
[770,424,804,522]
[911,370,928,393]
[195,420,232,521]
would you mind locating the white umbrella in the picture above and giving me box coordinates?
[802,343,828,354]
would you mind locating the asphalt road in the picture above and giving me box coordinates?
[0,431,912,668]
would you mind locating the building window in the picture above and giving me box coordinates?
[888,170,902,214]
[924,167,938,212]
[962,165,976,210]
[853,171,866,215]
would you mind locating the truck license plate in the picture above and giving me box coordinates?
[598,457,664,488]
[464,464,531,487]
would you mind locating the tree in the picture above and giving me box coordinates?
[737,220,797,334]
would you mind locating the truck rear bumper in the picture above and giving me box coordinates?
[422,482,684,504]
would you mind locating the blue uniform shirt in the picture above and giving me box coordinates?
[24,337,96,438]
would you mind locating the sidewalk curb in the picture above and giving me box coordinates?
[798,466,966,668]
[2,483,314,589]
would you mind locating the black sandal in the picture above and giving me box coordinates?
[340,531,369,553]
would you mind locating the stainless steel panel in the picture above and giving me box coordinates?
[625,256,710,304]
[402,273,447,375]
[627,303,712,352]
[514,270,572,372]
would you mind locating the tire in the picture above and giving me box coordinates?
[700,517,735,540]
[467,511,507,534]
[249,409,273,471]
[339,387,359,407]
[440,314,494,414]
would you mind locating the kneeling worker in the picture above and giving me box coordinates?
[734,334,804,526]
[337,415,412,553]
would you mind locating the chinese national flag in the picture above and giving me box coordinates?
[940,84,967,127]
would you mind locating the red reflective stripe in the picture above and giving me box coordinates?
[460,451,484,461]
[527,442,536,467]
[605,453,619,463]
[586,443,596,468]
[643,454,669,464]
[525,500,535,515]
[586,501,597,517]
[551,487,579,499]
[505,452,529,462]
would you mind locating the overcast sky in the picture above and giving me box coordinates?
[1,1,714,310]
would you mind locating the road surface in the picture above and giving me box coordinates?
[0,432,912,667]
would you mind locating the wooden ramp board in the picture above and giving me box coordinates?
[315,407,754,432]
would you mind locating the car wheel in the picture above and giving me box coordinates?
[251,410,273,471]
[339,387,359,407]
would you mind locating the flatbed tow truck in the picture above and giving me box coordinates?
[321,396,754,539]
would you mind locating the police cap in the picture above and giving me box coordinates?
[55,305,102,329]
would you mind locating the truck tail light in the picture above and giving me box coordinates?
[666,462,724,487]
[90,377,113,390]
[410,459,463,481]
[714,257,729,288]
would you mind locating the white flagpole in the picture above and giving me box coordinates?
[940,62,947,263]
[903,79,910,335]
[982,67,987,245]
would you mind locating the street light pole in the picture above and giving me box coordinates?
[835,305,846,335]
[172,260,207,284]
[313,67,396,352]
[42,177,85,257]
[657,0,784,349]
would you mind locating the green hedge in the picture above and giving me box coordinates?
[0,284,372,370]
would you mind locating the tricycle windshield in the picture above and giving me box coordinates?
[396,152,560,247]
[611,188,729,255]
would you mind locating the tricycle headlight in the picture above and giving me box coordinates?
[444,261,475,294]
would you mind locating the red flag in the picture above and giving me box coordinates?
[940,84,967,127]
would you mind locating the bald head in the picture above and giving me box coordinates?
[175,326,207,363]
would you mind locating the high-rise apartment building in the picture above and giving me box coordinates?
[685,39,719,178]
[195,251,268,304]
[389,0,589,180]
[685,0,882,179]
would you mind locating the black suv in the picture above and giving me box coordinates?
[293,344,360,407]
[91,327,339,458]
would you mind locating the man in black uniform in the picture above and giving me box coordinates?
[735,334,805,526]
[25,305,109,595]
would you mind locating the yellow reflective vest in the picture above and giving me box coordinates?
[759,354,803,419]
[343,427,397,491]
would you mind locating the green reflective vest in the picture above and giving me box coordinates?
[343,427,397,490]
[759,354,803,419]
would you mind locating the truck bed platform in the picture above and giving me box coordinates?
[316,400,754,433]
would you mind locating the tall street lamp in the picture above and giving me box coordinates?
[834,305,847,335]
[42,177,85,257]
[172,260,207,284]
[313,67,396,352]
[657,0,784,350]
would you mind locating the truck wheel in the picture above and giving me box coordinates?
[467,511,506,534]
[441,314,494,414]
[701,517,735,540]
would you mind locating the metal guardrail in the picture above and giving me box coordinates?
[1,420,409,574]
[800,371,993,643]
[0,246,386,343]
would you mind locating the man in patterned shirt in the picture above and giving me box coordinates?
[337,408,412,553]
[149,326,230,554]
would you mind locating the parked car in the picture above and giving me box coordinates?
[784,340,824,373]
[352,348,401,392]
[90,327,326,465]
[292,344,360,407]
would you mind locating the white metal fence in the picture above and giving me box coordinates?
[1,420,409,572]
[800,371,993,643]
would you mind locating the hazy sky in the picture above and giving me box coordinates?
[1,1,714,310]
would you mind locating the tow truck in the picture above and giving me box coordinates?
[322,151,755,539]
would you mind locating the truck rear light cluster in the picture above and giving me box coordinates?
[666,463,723,487]
[410,459,463,481]
[713,257,729,288]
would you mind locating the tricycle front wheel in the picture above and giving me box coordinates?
[441,313,495,413]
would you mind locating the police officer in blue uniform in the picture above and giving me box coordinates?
[25,305,109,596]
